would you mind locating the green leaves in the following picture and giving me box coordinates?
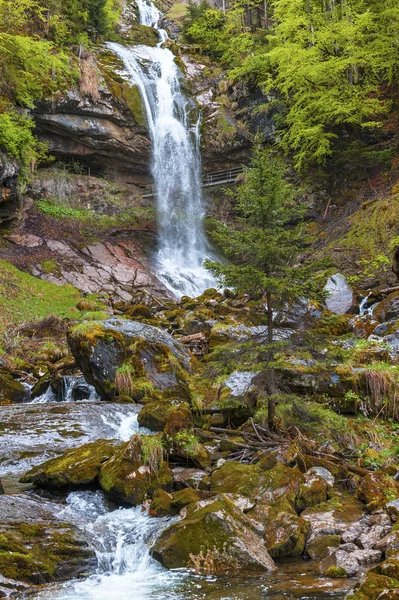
[206,146,322,307]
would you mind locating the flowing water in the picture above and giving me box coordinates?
[107,0,216,298]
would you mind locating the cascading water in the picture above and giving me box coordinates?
[107,0,216,298]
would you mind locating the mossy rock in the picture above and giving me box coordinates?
[67,318,192,402]
[0,372,28,404]
[149,489,174,517]
[20,440,117,488]
[372,558,399,580]
[349,572,399,600]
[210,461,263,498]
[151,495,275,573]
[0,512,93,584]
[171,488,201,512]
[163,405,193,437]
[137,401,173,431]
[296,477,329,512]
[357,472,399,511]
[256,464,305,507]
[99,434,173,506]
[248,501,310,559]
[306,535,341,561]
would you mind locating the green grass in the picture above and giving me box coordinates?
[0,259,80,331]
[36,198,154,230]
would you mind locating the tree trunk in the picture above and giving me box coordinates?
[268,396,276,431]
[266,291,273,344]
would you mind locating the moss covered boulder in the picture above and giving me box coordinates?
[99,434,173,505]
[256,464,305,507]
[0,495,94,584]
[210,461,263,497]
[306,534,341,561]
[67,318,192,402]
[357,472,399,511]
[151,495,275,573]
[0,372,28,404]
[169,432,211,470]
[296,476,329,512]
[249,500,310,558]
[171,488,201,512]
[20,440,117,489]
[137,401,173,431]
[347,571,399,600]
[149,489,174,517]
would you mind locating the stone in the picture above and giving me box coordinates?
[351,549,382,564]
[0,495,94,583]
[357,525,386,549]
[137,401,172,431]
[171,488,201,512]
[320,549,360,577]
[374,292,399,323]
[324,273,356,315]
[20,439,117,488]
[149,489,173,517]
[99,434,173,506]
[151,495,275,573]
[249,501,310,559]
[306,535,341,561]
[4,233,43,247]
[302,495,364,542]
[67,318,192,402]
[172,467,210,491]
[306,467,335,488]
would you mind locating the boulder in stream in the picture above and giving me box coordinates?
[151,495,275,573]
[324,273,356,315]
[20,439,118,489]
[99,434,173,505]
[67,318,192,402]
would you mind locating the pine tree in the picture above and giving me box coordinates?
[206,145,323,344]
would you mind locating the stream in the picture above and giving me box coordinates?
[0,377,355,600]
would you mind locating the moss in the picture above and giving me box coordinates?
[325,566,347,578]
[171,488,201,512]
[357,472,399,510]
[20,439,117,488]
[149,488,174,517]
[0,371,27,404]
[306,535,341,561]
[210,461,263,497]
[163,405,193,437]
[0,523,92,583]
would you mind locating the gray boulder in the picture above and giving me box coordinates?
[324,274,356,315]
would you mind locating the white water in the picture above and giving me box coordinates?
[107,0,216,298]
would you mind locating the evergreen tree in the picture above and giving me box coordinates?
[206,146,323,344]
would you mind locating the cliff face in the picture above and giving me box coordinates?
[0,152,21,225]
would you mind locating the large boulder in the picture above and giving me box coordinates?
[151,495,275,573]
[99,434,173,505]
[210,461,263,498]
[0,371,29,404]
[67,318,192,401]
[20,440,117,488]
[357,472,399,511]
[0,494,94,584]
[374,292,399,323]
[324,274,356,315]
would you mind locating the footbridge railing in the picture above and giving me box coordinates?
[141,166,244,198]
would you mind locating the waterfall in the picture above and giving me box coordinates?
[107,0,216,298]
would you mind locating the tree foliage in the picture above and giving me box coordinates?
[206,146,324,341]
[185,0,399,172]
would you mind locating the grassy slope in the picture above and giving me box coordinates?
[0,259,80,330]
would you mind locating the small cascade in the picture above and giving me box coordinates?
[31,376,100,404]
[107,0,217,298]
